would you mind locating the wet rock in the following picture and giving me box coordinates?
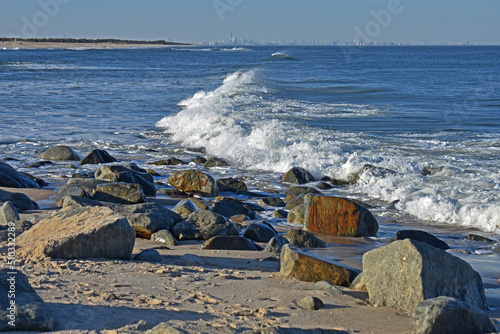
[38,145,80,161]
[285,194,306,210]
[0,269,55,331]
[113,171,156,196]
[466,233,495,243]
[79,149,117,165]
[280,244,360,287]
[0,201,19,226]
[211,197,256,219]
[0,188,38,211]
[286,204,305,225]
[93,182,145,204]
[17,206,136,260]
[168,169,219,197]
[362,239,488,314]
[191,156,207,164]
[172,199,203,218]
[152,229,178,246]
[25,161,53,168]
[284,229,326,248]
[390,230,450,250]
[316,182,333,190]
[0,162,40,188]
[148,158,187,166]
[321,176,352,186]
[258,197,286,207]
[53,184,90,207]
[171,210,238,240]
[272,209,288,219]
[243,221,277,243]
[157,187,189,197]
[67,178,109,195]
[411,296,496,334]
[313,281,344,295]
[280,167,314,184]
[133,249,163,263]
[303,194,378,237]
[352,164,397,182]
[421,166,450,176]
[217,178,248,192]
[297,296,324,310]
[204,157,230,168]
[284,186,322,197]
[264,236,289,255]
[201,236,260,250]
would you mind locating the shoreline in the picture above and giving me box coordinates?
[0,41,195,50]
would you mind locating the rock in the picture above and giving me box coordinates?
[172,199,202,217]
[176,254,209,266]
[21,172,48,188]
[362,239,488,314]
[17,206,136,260]
[280,244,360,287]
[287,204,305,225]
[243,221,277,243]
[168,169,219,197]
[201,236,260,250]
[285,194,306,210]
[95,164,154,183]
[148,158,187,166]
[62,195,109,208]
[217,178,248,192]
[390,230,450,250]
[284,229,326,248]
[411,296,496,334]
[258,197,286,207]
[25,161,53,168]
[152,229,178,246]
[316,182,333,190]
[466,233,495,243]
[145,322,183,334]
[264,236,289,255]
[0,162,40,188]
[93,182,145,204]
[303,195,378,237]
[38,145,80,161]
[191,156,207,164]
[157,187,189,197]
[313,281,344,295]
[0,188,38,211]
[352,164,397,182]
[421,166,449,176]
[0,269,55,331]
[280,167,314,184]
[283,186,322,196]
[133,249,163,262]
[171,210,238,240]
[67,178,109,195]
[211,197,256,219]
[53,184,90,207]
[204,157,230,168]
[0,201,19,226]
[79,149,117,165]
[349,272,367,292]
[297,296,324,310]
[272,209,288,219]
[113,171,156,196]
[493,244,500,254]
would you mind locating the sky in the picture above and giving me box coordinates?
[1,0,499,44]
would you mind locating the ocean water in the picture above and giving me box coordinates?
[0,45,499,236]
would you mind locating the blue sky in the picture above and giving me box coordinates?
[1,0,499,44]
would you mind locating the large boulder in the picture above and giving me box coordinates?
[0,201,19,226]
[17,206,136,260]
[284,228,326,248]
[79,149,117,165]
[280,244,360,287]
[113,171,156,196]
[303,194,378,237]
[0,188,38,211]
[258,197,286,207]
[67,178,109,195]
[0,269,54,331]
[201,236,260,251]
[168,169,219,197]
[93,182,145,204]
[280,167,314,184]
[390,230,449,250]
[411,296,496,334]
[243,221,277,243]
[171,210,238,240]
[38,145,80,161]
[172,199,203,218]
[286,204,305,225]
[362,239,488,314]
[0,162,40,188]
[211,197,256,219]
[53,184,90,207]
[216,178,247,192]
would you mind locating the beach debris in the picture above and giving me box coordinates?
[0,188,38,211]
[204,156,230,168]
[303,194,378,237]
[53,184,90,207]
[0,269,54,331]
[297,296,325,310]
[168,169,219,197]
[313,281,344,295]
[284,228,326,248]
[243,221,277,243]
[362,239,488,314]
[0,201,19,226]
[38,145,80,161]
[280,244,360,287]
[93,182,146,204]
[217,177,248,192]
[133,249,163,263]
[201,236,260,250]
[390,230,450,250]
[265,235,289,255]
[79,148,117,165]
[258,196,286,207]
[0,162,40,188]
[287,204,305,225]
[411,296,496,334]
[211,197,256,219]
[17,206,136,261]
[151,229,178,246]
[171,209,238,240]
[280,166,314,184]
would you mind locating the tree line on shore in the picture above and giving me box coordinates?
[0,37,190,45]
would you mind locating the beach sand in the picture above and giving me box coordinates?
[0,41,191,50]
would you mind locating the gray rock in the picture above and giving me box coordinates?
[264,236,289,255]
[168,169,219,197]
[217,178,248,192]
[0,162,40,188]
[349,272,367,292]
[93,182,145,204]
[271,209,288,219]
[312,281,344,295]
[0,201,19,226]
[390,230,449,250]
[211,197,256,219]
[62,195,109,208]
[286,204,305,225]
[145,322,183,334]
[0,269,54,331]
[152,229,178,246]
[67,178,109,195]
[362,239,488,314]
[352,164,397,182]
[421,166,450,176]
[284,229,326,248]
[285,194,306,210]
[172,199,202,218]
[466,234,495,243]
[280,167,314,184]
[243,221,277,242]
[148,158,187,166]
[316,182,333,190]
[113,171,156,197]
[79,149,117,165]
[258,197,286,207]
[38,145,80,161]
[204,157,230,168]
[283,186,322,196]
[176,254,209,266]
[171,210,238,240]
[411,296,496,334]
[133,249,163,263]
[201,236,260,250]
[53,184,90,206]
[296,296,324,310]
[0,188,38,211]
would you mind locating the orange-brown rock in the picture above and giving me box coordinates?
[303,194,378,237]
[167,169,219,197]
